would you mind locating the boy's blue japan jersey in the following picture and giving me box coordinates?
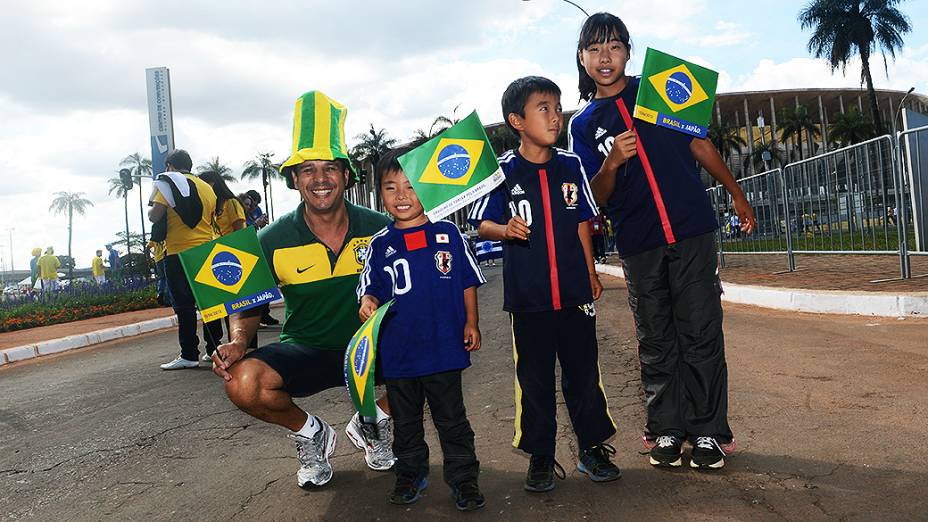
[357,220,485,379]
[468,148,597,313]
[567,76,718,258]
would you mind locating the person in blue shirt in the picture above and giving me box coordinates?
[568,12,756,470]
[357,146,486,511]
[469,76,620,492]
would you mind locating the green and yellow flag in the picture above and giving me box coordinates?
[634,48,718,138]
[178,227,281,322]
[344,299,394,423]
[399,111,505,222]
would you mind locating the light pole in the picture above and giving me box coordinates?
[757,114,771,172]
[5,228,12,273]
[893,87,916,134]
[521,0,589,17]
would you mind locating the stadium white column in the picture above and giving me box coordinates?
[744,98,755,175]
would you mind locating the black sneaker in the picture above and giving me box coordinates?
[524,455,565,492]
[389,473,428,505]
[577,444,622,482]
[649,435,684,468]
[260,315,280,326]
[452,481,486,512]
[690,436,726,470]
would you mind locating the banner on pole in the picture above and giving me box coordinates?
[146,67,176,173]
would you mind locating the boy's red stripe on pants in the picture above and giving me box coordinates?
[537,168,562,310]
[615,98,676,245]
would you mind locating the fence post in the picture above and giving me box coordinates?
[894,132,911,278]
[715,188,726,268]
[781,168,796,272]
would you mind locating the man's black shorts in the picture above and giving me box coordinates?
[244,342,382,398]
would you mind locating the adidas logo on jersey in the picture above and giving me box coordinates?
[385,246,397,258]
[595,127,608,139]
[511,184,525,196]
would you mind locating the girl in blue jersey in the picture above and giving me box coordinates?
[357,146,486,511]
[568,12,756,470]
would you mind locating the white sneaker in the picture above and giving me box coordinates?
[290,420,337,488]
[345,411,396,471]
[159,356,199,370]
[201,353,213,362]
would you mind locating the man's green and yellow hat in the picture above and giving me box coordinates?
[280,90,358,189]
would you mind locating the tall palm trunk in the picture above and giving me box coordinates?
[138,183,147,256]
[67,206,73,279]
[859,49,884,134]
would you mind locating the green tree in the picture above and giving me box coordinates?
[708,120,748,164]
[351,124,397,183]
[829,106,877,147]
[49,192,93,279]
[486,125,520,156]
[799,0,912,134]
[196,156,236,182]
[778,106,821,161]
[119,153,153,250]
[241,152,280,220]
[107,176,132,256]
[743,139,785,173]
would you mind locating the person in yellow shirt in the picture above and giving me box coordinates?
[149,240,171,306]
[91,250,105,284]
[148,149,222,370]
[37,247,61,292]
[199,171,246,236]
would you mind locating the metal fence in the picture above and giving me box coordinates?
[898,124,928,278]
[709,130,926,279]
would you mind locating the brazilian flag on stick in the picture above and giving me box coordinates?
[399,111,505,222]
[634,48,718,138]
[344,299,394,424]
[178,227,282,322]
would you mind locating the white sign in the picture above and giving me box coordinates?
[146,67,175,173]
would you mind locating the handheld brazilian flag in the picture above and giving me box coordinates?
[634,48,718,138]
[178,227,281,322]
[398,111,505,222]
[344,299,394,424]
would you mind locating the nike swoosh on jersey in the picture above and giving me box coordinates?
[296,265,315,274]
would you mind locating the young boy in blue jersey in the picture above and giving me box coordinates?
[357,146,486,511]
[568,13,756,470]
[469,76,621,492]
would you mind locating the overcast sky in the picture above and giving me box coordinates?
[1,0,925,272]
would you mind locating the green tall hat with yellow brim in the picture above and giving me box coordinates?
[280,90,359,189]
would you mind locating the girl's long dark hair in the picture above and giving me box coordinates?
[198,171,239,211]
[576,12,632,101]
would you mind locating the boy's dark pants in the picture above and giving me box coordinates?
[386,370,479,487]
[621,232,733,443]
[511,307,616,456]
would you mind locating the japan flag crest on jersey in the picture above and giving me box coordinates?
[562,182,578,207]
[434,250,452,275]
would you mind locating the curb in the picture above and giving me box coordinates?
[0,315,179,367]
[595,263,928,318]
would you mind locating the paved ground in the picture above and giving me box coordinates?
[713,253,928,292]
[2,268,927,521]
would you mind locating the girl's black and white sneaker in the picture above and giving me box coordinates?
[649,435,684,467]
[690,436,726,470]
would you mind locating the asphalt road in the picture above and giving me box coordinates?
[2,268,927,521]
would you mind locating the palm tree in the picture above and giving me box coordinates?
[428,103,462,137]
[119,153,152,250]
[708,120,748,164]
[108,177,132,256]
[798,0,912,134]
[241,152,280,220]
[829,106,877,147]
[743,140,785,173]
[351,124,397,182]
[196,156,236,182]
[49,192,93,279]
[778,106,821,161]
